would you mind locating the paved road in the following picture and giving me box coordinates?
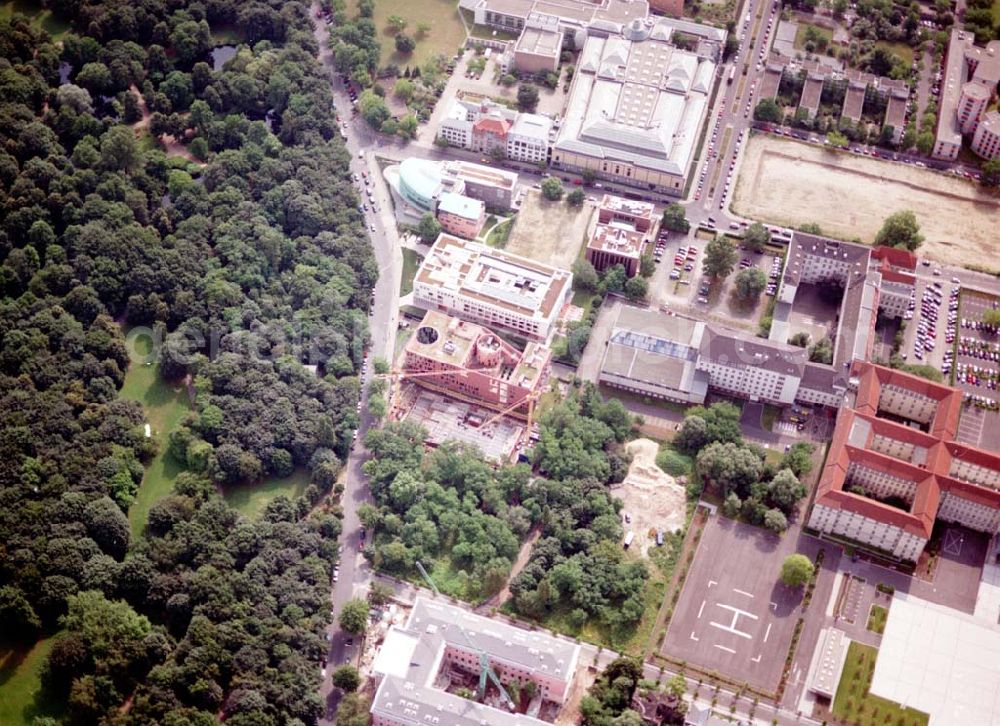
[311,6,403,722]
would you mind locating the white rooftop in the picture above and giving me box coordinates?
[871,592,1000,725]
[438,191,484,220]
[372,628,420,679]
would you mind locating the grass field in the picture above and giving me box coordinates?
[0,635,62,726]
[1,0,70,39]
[733,134,1000,272]
[866,603,888,634]
[794,23,833,52]
[875,40,915,67]
[223,468,311,518]
[400,248,423,297]
[832,642,928,726]
[121,332,191,537]
[349,0,467,69]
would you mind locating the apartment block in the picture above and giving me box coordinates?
[808,362,1000,561]
[371,597,580,726]
[934,28,1000,160]
[403,310,551,418]
[413,234,572,341]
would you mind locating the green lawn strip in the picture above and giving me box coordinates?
[0,634,63,726]
[866,604,888,635]
[761,404,781,431]
[223,467,312,519]
[121,333,191,536]
[485,217,514,248]
[832,642,928,726]
[400,248,423,296]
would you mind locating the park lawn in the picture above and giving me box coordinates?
[349,0,467,69]
[223,468,312,519]
[0,634,63,726]
[121,333,191,536]
[875,40,915,67]
[832,642,928,726]
[400,247,423,297]
[0,0,71,40]
[866,604,888,634]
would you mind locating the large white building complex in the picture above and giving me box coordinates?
[551,16,723,195]
[933,28,1000,160]
[413,234,573,342]
[371,598,580,726]
[600,233,919,410]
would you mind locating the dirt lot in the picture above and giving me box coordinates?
[505,189,594,269]
[611,439,688,556]
[732,134,1000,272]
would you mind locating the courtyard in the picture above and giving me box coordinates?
[731,134,1000,273]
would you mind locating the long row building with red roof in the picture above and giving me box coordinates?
[808,361,1000,560]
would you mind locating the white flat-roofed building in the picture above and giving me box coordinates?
[371,597,581,726]
[507,113,553,164]
[871,593,1000,725]
[551,17,719,196]
[413,233,572,341]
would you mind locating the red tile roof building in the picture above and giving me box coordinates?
[471,116,511,156]
[808,362,1000,561]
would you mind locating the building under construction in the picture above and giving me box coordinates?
[370,597,580,725]
[402,310,552,421]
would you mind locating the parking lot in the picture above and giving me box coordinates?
[900,276,958,372]
[662,517,829,691]
[953,290,1000,414]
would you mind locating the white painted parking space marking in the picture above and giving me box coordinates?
[708,580,717,588]
[697,600,706,619]
[690,631,699,642]
[751,653,762,663]
[770,601,778,611]
[763,623,772,643]
[733,588,754,598]
[713,644,737,654]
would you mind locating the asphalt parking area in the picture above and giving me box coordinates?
[663,517,814,691]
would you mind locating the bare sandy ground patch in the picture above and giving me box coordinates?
[505,189,594,269]
[732,134,1000,272]
[611,438,688,557]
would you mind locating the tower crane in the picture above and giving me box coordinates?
[415,561,517,711]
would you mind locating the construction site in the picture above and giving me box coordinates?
[384,310,553,463]
[612,439,689,557]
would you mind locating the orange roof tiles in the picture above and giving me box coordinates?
[816,362,999,540]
